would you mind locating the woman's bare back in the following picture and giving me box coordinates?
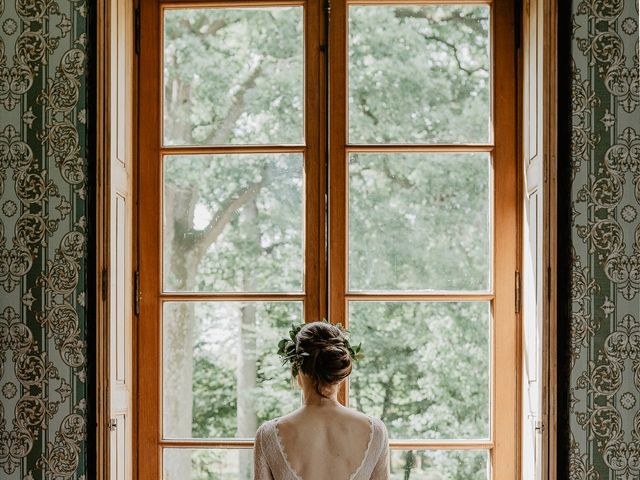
[276,403,373,480]
[254,401,390,480]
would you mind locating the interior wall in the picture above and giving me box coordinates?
[0,0,90,478]
[566,0,640,478]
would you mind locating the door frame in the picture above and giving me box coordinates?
[93,1,560,478]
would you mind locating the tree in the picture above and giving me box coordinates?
[161,5,491,479]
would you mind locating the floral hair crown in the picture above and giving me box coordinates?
[277,319,364,377]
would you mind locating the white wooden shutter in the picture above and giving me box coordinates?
[108,0,134,478]
[521,0,555,477]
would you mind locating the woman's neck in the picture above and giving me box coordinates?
[302,389,340,406]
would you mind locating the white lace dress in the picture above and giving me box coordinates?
[253,416,390,480]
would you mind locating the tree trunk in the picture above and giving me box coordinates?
[163,187,199,480]
[381,373,395,423]
[162,174,263,480]
[238,200,259,479]
[403,450,414,480]
[163,302,196,480]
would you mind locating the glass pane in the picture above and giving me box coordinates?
[163,154,304,292]
[349,302,490,439]
[163,7,304,145]
[349,5,490,144]
[348,153,491,291]
[164,449,489,480]
[163,302,302,439]
[164,448,253,480]
[390,449,489,480]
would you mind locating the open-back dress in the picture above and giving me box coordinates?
[253,416,390,480]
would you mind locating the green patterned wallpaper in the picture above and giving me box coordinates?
[568,0,640,478]
[0,0,89,478]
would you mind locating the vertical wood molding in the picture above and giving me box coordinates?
[543,1,558,479]
[96,1,110,479]
[519,0,558,477]
[97,1,137,479]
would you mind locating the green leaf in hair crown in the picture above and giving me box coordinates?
[277,319,364,377]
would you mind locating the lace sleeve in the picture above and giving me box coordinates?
[370,420,390,480]
[253,426,275,480]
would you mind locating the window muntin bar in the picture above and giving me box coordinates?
[160,145,307,155]
[346,144,494,152]
[159,439,495,448]
[140,0,517,478]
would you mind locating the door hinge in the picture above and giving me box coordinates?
[535,420,544,434]
[515,270,521,314]
[109,418,118,432]
[101,268,108,302]
[135,7,141,55]
[134,270,140,316]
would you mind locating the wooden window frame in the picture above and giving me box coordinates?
[138,3,325,480]
[328,1,517,478]
[92,0,556,479]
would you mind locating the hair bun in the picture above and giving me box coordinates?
[296,322,353,387]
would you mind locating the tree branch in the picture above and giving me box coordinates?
[205,63,264,145]
[193,181,265,256]
[177,17,228,37]
[393,9,487,36]
[382,159,415,189]
[420,34,484,76]
[355,93,380,126]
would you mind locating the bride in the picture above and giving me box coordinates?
[253,321,390,480]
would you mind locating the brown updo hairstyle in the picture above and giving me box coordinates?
[295,321,353,397]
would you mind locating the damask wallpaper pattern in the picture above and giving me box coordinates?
[568,0,640,478]
[0,0,89,478]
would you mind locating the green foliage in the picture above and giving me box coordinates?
[164,7,304,145]
[191,355,236,438]
[349,153,490,291]
[276,322,309,378]
[161,5,492,479]
[348,5,490,143]
[163,154,304,293]
[349,302,489,440]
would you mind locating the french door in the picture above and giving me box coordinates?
[137,0,517,479]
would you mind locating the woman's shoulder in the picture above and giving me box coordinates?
[365,415,388,439]
[340,410,387,441]
[255,418,279,439]
[368,415,386,429]
[349,410,383,428]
